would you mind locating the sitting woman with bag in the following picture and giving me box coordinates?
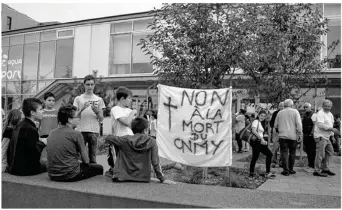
[249,110,275,179]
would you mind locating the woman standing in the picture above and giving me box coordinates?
[249,110,275,178]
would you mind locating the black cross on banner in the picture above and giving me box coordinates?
[163,96,178,131]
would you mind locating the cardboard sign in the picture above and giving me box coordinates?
[157,84,233,167]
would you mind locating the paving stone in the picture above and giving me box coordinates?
[300,189,331,196]
[330,183,341,188]
[316,183,334,188]
[330,191,341,197]
[304,179,322,184]
[261,182,291,189]
[289,183,319,191]
[270,188,302,194]
[264,179,280,183]
[279,179,306,184]
[316,186,341,192]
[256,185,271,191]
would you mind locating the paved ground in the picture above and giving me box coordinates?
[96,146,341,198]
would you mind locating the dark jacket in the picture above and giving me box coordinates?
[105,133,165,183]
[302,111,314,136]
[270,110,280,129]
[7,118,46,176]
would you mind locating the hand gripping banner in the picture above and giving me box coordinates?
[157,84,233,167]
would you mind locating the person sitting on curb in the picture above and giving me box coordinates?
[105,117,175,184]
[313,100,340,177]
[47,105,103,182]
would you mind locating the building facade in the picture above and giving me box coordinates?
[2,4,39,32]
[1,4,341,115]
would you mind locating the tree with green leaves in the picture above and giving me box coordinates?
[140,3,339,107]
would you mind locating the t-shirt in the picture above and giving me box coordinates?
[46,126,89,181]
[111,106,133,136]
[252,120,264,138]
[73,94,105,133]
[314,110,334,140]
[39,109,58,137]
[235,114,246,133]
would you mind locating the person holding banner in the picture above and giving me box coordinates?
[249,110,275,179]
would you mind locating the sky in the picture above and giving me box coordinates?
[6,2,163,23]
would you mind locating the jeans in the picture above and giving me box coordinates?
[235,133,242,152]
[279,138,297,172]
[303,135,316,168]
[314,137,334,172]
[250,142,273,174]
[52,163,103,182]
[81,132,99,163]
[271,130,280,164]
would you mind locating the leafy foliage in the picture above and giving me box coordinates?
[140,3,339,106]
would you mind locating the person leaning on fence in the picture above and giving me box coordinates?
[270,102,284,168]
[1,109,22,173]
[274,99,303,176]
[7,98,47,176]
[47,105,103,182]
[105,117,176,184]
[249,110,275,179]
[302,102,316,169]
[312,100,340,177]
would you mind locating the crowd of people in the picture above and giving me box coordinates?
[1,76,340,183]
[233,99,341,179]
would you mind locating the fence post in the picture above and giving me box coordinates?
[203,168,208,179]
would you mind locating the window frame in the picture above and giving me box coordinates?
[6,16,12,30]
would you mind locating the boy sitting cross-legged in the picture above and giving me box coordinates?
[105,117,175,184]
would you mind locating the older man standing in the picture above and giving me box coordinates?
[274,99,303,176]
[270,102,284,167]
[302,102,316,169]
[313,100,340,177]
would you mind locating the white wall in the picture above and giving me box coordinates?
[89,23,111,77]
[73,26,92,78]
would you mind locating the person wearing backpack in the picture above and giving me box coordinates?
[249,110,275,179]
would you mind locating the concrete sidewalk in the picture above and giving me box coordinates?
[96,149,341,197]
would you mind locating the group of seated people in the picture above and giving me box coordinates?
[2,97,174,184]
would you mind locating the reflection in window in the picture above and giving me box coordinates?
[134,19,153,31]
[111,22,132,33]
[8,45,23,81]
[39,41,56,79]
[6,81,21,94]
[23,43,39,80]
[38,80,53,93]
[327,21,341,68]
[21,80,37,95]
[132,33,153,74]
[25,33,40,43]
[55,39,74,78]
[2,46,9,81]
[6,95,21,110]
[9,35,24,45]
[109,34,131,75]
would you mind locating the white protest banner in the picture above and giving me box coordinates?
[157,84,232,167]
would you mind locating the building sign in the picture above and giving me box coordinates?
[2,54,21,80]
[157,84,233,167]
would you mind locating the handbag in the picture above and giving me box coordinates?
[240,120,261,143]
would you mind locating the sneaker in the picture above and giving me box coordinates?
[289,170,296,175]
[237,150,243,153]
[265,172,276,179]
[313,171,328,177]
[321,170,335,176]
[105,168,114,178]
[281,171,290,176]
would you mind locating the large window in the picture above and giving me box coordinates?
[23,43,39,80]
[109,18,154,75]
[7,45,23,81]
[55,39,74,78]
[39,41,56,79]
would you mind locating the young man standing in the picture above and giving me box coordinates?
[270,102,284,168]
[47,105,103,182]
[73,75,105,163]
[7,98,47,176]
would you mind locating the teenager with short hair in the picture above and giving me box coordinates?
[106,86,137,177]
[7,98,47,176]
[2,109,22,172]
[73,75,105,163]
[47,105,103,182]
[105,117,175,184]
[39,92,58,138]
